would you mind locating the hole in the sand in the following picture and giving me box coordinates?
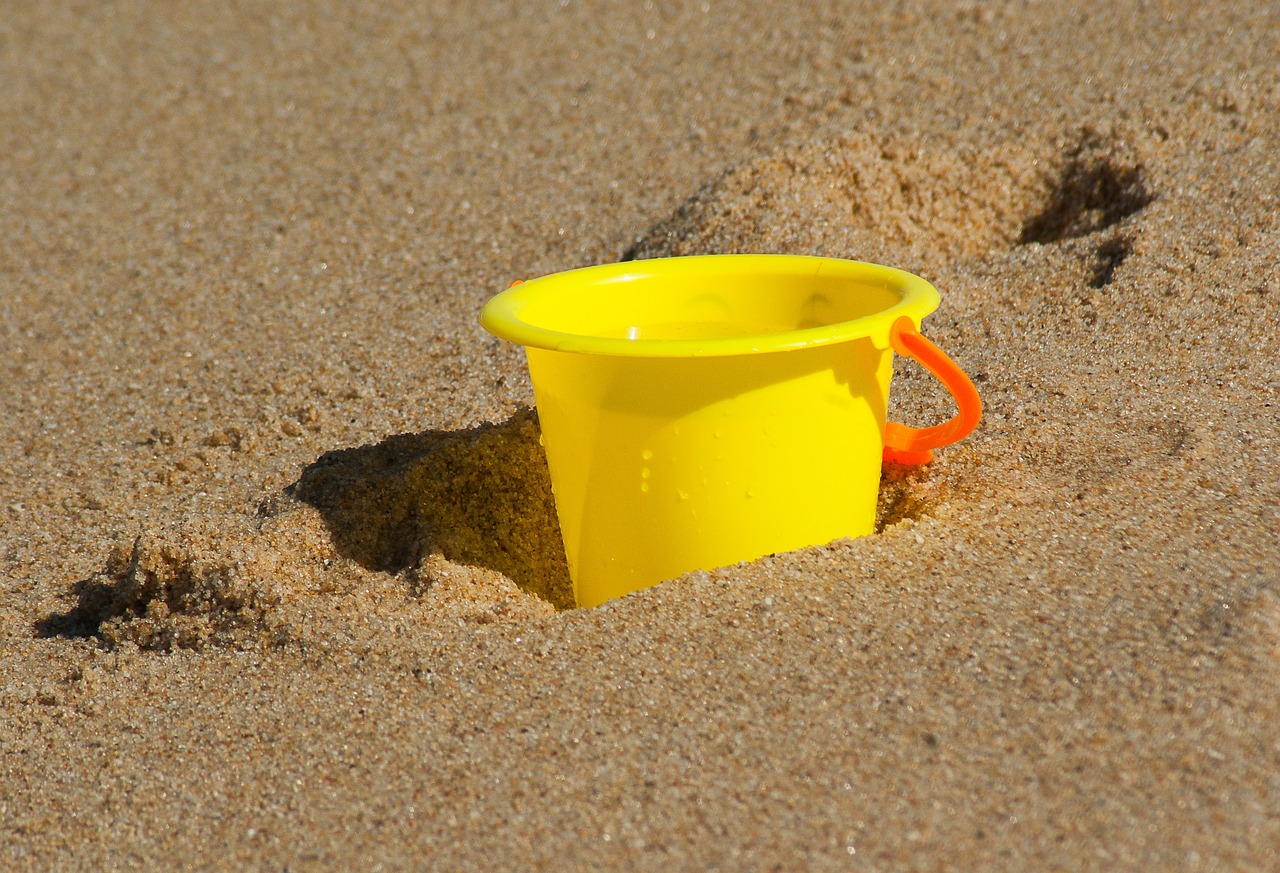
[287,408,575,611]
[1019,137,1154,245]
[1090,235,1131,288]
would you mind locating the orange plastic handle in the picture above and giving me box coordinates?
[882,317,982,465]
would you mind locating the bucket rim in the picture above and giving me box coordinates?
[480,254,941,357]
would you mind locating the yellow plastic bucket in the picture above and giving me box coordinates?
[481,254,980,607]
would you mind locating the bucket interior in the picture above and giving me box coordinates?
[518,265,901,341]
[483,255,941,357]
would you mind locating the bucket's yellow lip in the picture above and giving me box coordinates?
[480,254,941,357]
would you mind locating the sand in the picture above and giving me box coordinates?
[2,0,1278,869]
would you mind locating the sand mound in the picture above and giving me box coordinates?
[38,410,568,652]
[623,128,1156,280]
[286,407,573,608]
[40,516,323,651]
[622,134,1037,270]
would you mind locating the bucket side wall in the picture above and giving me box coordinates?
[527,341,893,607]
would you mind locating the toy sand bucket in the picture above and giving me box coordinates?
[481,255,980,607]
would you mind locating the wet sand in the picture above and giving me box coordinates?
[2,1,1279,869]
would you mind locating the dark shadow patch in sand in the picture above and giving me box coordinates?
[35,584,107,641]
[1090,235,1132,288]
[287,407,575,611]
[1019,134,1154,245]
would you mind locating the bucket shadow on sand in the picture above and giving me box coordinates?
[286,407,576,611]
[289,407,934,613]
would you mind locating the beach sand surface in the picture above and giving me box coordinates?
[2,1,1279,869]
